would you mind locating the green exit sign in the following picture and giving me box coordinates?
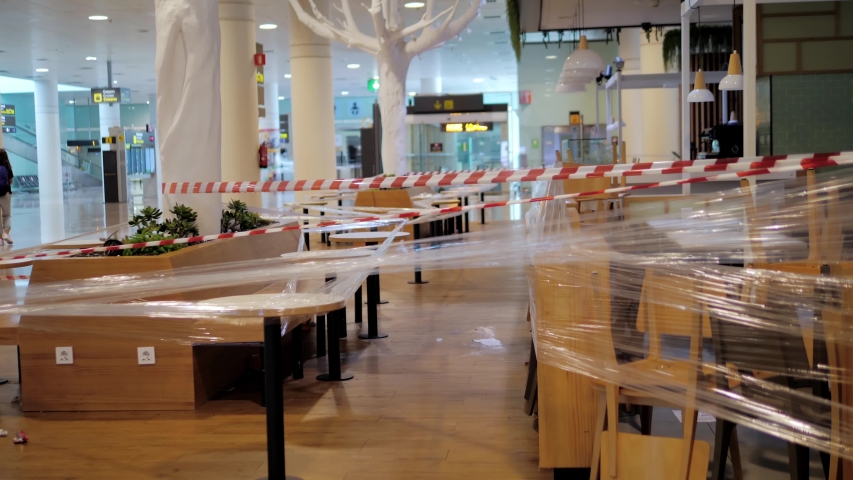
[367,78,380,92]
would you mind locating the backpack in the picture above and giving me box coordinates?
[0,166,10,196]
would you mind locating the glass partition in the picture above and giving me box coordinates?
[406,122,507,173]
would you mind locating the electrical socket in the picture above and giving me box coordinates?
[55,346,73,365]
[137,347,156,365]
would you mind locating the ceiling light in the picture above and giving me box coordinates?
[719,50,743,91]
[347,64,360,69]
[146,101,150,104]
[373,76,379,80]
[688,69,715,103]
[68,100,75,104]
[404,2,426,7]
[88,15,109,21]
[35,68,49,73]
[86,56,97,61]
[546,55,557,60]
[113,80,118,84]
[563,35,605,77]
[341,91,349,95]
[408,92,417,96]
[259,24,277,30]
[278,96,284,100]
[472,78,484,83]
[606,116,626,131]
[284,73,291,78]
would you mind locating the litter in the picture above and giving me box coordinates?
[12,431,27,444]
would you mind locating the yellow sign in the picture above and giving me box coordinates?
[132,136,144,145]
[432,99,455,111]
[91,88,121,104]
[256,72,264,84]
[93,93,103,103]
[443,122,492,133]
[569,112,581,125]
[0,106,14,116]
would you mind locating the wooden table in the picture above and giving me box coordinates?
[329,232,410,339]
[199,293,346,480]
[42,239,105,250]
[0,258,34,269]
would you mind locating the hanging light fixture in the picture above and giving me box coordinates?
[719,0,743,91]
[561,0,604,83]
[606,116,626,131]
[688,7,714,103]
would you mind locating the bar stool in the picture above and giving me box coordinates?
[329,231,410,339]
[199,292,346,480]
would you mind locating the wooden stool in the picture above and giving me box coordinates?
[199,293,346,480]
[329,232,410,339]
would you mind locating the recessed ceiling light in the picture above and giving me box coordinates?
[284,73,291,78]
[35,68,49,73]
[146,101,150,104]
[259,24,277,30]
[68,100,75,104]
[278,96,284,100]
[88,15,109,21]
[404,2,426,7]
[408,92,417,96]
[347,64,360,69]
[113,80,118,84]
[546,55,557,60]
[472,78,484,83]
[86,56,97,61]
[341,91,349,95]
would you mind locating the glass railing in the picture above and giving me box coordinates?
[561,138,615,165]
[9,124,101,179]
[406,153,504,173]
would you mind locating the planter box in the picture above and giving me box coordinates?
[19,224,300,412]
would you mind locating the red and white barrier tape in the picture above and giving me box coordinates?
[2,275,29,281]
[162,152,853,193]
[6,156,849,263]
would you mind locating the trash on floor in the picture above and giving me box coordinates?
[0,429,7,437]
[473,338,502,347]
[13,431,27,444]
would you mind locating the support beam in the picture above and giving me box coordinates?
[743,0,757,158]
[680,10,691,194]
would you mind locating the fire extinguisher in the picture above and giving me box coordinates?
[259,143,269,168]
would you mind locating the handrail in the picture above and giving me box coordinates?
[6,125,101,179]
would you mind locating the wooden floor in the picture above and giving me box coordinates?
[0,221,549,479]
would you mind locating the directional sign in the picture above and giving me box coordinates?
[1,115,15,128]
[0,104,14,116]
[412,94,484,114]
[91,88,123,104]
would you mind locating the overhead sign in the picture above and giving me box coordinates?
[91,88,123,104]
[1,115,15,128]
[430,142,443,153]
[412,94,484,114]
[569,111,581,125]
[1,127,15,134]
[0,104,14,116]
[442,122,493,133]
[367,78,380,93]
[1,104,16,134]
[279,114,289,143]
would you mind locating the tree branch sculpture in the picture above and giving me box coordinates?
[288,0,483,175]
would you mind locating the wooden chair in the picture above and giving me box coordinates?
[556,149,620,223]
[588,266,714,480]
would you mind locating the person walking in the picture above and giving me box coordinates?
[0,149,14,245]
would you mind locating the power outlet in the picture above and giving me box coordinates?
[137,347,156,365]
[55,346,73,365]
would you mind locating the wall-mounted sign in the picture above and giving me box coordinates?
[1,104,16,134]
[532,138,540,149]
[412,94,483,113]
[279,114,289,143]
[367,78,380,93]
[519,90,532,105]
[569,111,581,125]
[0,104,14,116]
[1,127,15,134]
[91,88,124,104]
[442,122,493,133]
[1,115,15,128]
[430,142,443,153]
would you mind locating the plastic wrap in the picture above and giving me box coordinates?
[3,171,853,461]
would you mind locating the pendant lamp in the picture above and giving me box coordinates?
[606,116,626,131]
[688,69,715,102]
[719,54,743,91]
[562,35,604,77]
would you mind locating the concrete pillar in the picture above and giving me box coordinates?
[34,69,66,242]
[220,0,261,205]
[99,103,121,151]
[289,0,336,188]
[420,77,441,95]
[618,29,643,160]
[640,29,681,162]
[154,0,222,234]
[743,0,757,158]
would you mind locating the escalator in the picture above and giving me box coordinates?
[2,124,103,192]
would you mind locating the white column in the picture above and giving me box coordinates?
[34,69,65,242]
[640,29,681,161]
[99,103,121,151]
[420,77,441,95]
[681,12,692,194]
[220,0,261,206]
[289,0,336,187]
[743,0,757,158]
[618,29,643,160]
[155,0,222,234]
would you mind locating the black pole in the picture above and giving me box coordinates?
[480,192,486,225]
[409,223,428,285]
[316,315,326,358]
[463,196,470,233]
[317,309,354,382]
[291,326,303,380]
[302,208,310,251]
[354,286,363,323]
[263,317,285,480]
[455,199,463,233]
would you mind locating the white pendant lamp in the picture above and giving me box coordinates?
[606,116,626,131]
[719,50,743,91]
[562,35,604,77]
[688,69,714,103]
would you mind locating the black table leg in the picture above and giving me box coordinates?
[455,199,463,233]
[463,197,470,233]
[480,192,485,224]
[409,223,428,285]
[319,211,326,244]
[339,307,347,338]
[291,326,303,380]
[263,317,286,480]
[317,309,353,382]
[359,272,387,339]
[316,315,326,358]
[302,208,310,252]
[354,286,363,323]
[553,468,591,480]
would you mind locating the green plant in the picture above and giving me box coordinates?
[662,25,733,71]
[506,0,521,62]
[221,200,273,233]
[123,204,200,256]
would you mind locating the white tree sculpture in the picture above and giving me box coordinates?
[288,0,483,175]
